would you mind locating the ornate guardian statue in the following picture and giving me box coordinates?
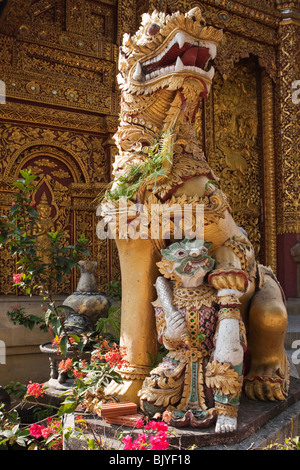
[139,238,246,433]
[99,7,289,412]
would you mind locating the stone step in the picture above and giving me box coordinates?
[63,378,300,451]
[285,314,300,349]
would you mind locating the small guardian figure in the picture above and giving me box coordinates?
[139,238,246,433]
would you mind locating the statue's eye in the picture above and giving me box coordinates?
[148,24,160,36]
[174,249,187,258]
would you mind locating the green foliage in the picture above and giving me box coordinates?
[0,169,91,355]
[0,405,30,449]
[3,382,27,400]
[95,304,121,339]
[103,279,122,301]
[7,306,48,332]
[102,131,173,201]
[263,436,300,450]
[32,406,56,422]
[0,169,89,298]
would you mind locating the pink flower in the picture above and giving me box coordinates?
[135,418,144,429]
[12,273,22,285]
[132,434,148,450]
[145,420,168,432]
[149,431,169,450]
[122,435,133,450]
[26,381,45,398]
[41,427,52,439]
[11,202,15,206]
[29,423,45,439]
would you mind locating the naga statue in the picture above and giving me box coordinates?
[98,7,289,422]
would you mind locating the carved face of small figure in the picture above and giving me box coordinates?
[161,238,215,286]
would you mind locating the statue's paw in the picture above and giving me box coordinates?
[215,415,237,434]
[244,375,288,401]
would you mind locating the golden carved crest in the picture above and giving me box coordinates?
[205,360,242,399]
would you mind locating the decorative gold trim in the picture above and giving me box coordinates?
[218,307,241,322]
[214,401,238,418]
[261,71,277,274]
[173,285,218,310]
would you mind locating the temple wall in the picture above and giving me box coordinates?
[0,0,123,385]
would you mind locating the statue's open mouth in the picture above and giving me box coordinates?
[179,257,213,275]
[133,32,216,82]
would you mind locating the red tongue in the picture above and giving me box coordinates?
[181,47,198,66]
[181,46,210,68]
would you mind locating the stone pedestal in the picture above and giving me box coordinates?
[39,342,91,398]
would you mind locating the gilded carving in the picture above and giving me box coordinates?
[201,62,263,260]
[0,1,120,297]
[275,21,300,234]
[0,1,119,113]
[0,123,111,295]
[0,101,119,133]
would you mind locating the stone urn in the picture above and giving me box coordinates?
[63,260,111,331]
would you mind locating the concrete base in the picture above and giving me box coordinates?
[63,377,300,451]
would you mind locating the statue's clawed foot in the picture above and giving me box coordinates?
[215,414,237,434]
[244,375,288,401]
[244,356,289,401]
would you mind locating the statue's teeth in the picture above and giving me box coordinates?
[175,32,186,49]
[133,62,144,81]
[175,56,184,72]
[206,66,215,80]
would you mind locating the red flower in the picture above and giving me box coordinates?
[51,336,61,348]
[29,423,45,439]
[104,345,129,370]
[58,357,73,373]
[73,368,84,379]
[135,418,144,429]
[12,273,22,285]
[26,381,45,398]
